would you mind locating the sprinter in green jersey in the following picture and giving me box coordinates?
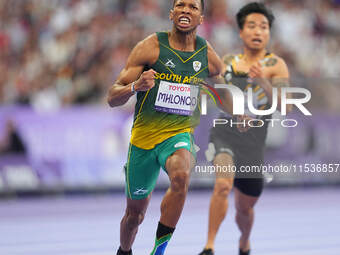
[107,1,223,254]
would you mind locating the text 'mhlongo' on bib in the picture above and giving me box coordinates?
[154,81,200,116]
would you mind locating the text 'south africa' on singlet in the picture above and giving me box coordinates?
[131,32,209,150]
[220,53,274,147]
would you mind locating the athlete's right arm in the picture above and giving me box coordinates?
[107,35,159,107]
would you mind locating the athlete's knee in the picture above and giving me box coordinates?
[168,153,191,172]
[170,170,190,194]
[236,204,254,217]
[214,179,233,197]
[167,153,191,193]
[213,153,233,166]
[123,207,145,229]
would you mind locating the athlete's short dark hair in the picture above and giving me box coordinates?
[173,0,205,13]
[236,2,274,29]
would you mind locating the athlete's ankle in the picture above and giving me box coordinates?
[199,247,214,255]
[205,247,214,252]
[204,244,214,251]
[239,237,250,251]
[239,248,250,255]
[156,221,175,239]
[239,239,250,253]
[150,222,175,255]
[117,246,132,255]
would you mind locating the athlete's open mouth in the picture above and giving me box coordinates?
[252,38,262,43]
[179,16,191,26]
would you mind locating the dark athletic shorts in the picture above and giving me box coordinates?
[207,129,264,197]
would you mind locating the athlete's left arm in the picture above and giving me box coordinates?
[271,58,292,112]
[207,42,223,78]
[205,42,234,115]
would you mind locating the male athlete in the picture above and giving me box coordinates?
[107,1,222,254]
[199,3,291,255]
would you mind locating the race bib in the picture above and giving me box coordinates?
[155,81,200,116]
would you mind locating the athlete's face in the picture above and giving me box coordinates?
[170,0,204,33]
[240,13,270,51]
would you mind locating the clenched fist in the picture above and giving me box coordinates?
[248,62,264,79]
[248,62,269,90]
[134,69,157,92]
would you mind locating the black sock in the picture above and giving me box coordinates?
[156,222,175,239]
[239,248,250,255]
[117,246,132,255]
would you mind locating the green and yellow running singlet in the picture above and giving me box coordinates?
[130,32,209,149]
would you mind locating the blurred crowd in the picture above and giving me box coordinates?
[0,0,340,110]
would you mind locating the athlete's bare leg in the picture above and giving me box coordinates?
[120,195,151,251]
[234,188,259,252]
[205,153,234,250]
[159,149,194,227]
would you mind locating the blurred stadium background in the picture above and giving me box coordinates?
[0,0,340,194]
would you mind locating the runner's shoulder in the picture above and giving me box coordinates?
[264,53,289,79]
[131,34,159,66]
[264,53,287,69]
[222,54,236,66]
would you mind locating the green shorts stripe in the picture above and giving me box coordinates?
[124,132,196,200]
[125,144,133,199]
